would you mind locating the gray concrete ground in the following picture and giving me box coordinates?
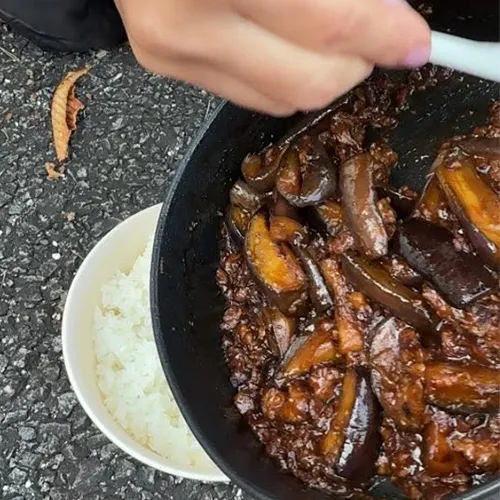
[0,23,251,500]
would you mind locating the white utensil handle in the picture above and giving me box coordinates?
[430,31,500,82]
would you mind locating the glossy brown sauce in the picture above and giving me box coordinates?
[217,70,500,499]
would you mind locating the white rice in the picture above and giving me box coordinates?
[93,236,212,469]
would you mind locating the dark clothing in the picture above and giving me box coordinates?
[0,0,498,53]
[0,0,125,52]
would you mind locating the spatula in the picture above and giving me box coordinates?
[429,31,500,82]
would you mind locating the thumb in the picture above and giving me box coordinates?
[333,0,431,68]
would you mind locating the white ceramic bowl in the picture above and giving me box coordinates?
[62,204,227,482]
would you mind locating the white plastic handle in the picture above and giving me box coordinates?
[429,31,500,82]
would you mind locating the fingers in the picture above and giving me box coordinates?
[208,17,374,111]
[233,0,430,67]
[118,0,375,115]
[130,44,297,116]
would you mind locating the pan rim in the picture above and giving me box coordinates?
[150,100,500,500]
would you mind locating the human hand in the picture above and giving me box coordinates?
[114,0,430,116]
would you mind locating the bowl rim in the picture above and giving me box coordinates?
[61,203,228,483]
[150,100,500,500]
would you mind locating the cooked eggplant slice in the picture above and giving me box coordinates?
[436,160,500,269]
[269,216,307,245]
[341,153,388,260]
[320,258,365,353]
[269,214,333,313]
[397,218,496,309]
[322,369,381,482]
[458,136,500,160]
[261,384,312,423]
[245,212,308,316]
[413,176,449,223]
[423,416,469,476]
[369,318,426,431]
[265,307,296,358]
[376,185,417,220]
[322,369,357,459]
[291,245,333,313]
[229,180,268,213]
[270,192,301,221]
[226,205,252,244]
[277,324,340,382]
[277,136,337,207]
[241,145,287,193]
[308,200,344,237]
[424,362,500,413]
[341,253,437,335]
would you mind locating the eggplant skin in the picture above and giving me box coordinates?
[229,180,268,214]
[397,218,497,309]
[369,318,426,431]
[341,153,388,260]
[241,145,287,193]
[277,325,340,383]
[458,136,500,160]
[226,205,251,245]
[322,369,381,482]
[277,136,337,207]
[268,219,325,322]
[245,213,308,316]
[291,244,333,313]
[424,362,500,413]
[265,307,296,359]
[335,370,381,482]
[270,192,301,221]
[436,160,500,269]
[341,253,437,336]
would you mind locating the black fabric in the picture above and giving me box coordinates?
[0,0,126,52]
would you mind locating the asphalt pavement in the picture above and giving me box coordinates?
[0,22,251,500]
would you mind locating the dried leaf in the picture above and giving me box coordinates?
[45,162,64,180]
[66,86,84,132]
[51,67,89,162]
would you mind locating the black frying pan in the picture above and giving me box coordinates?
[151,3,500,499]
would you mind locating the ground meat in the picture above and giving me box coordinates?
[381,417,471,500]
[308,366,343,402]
[489,101,500,128]
[217,80,499,500]
[369,141,399,185]
[423,285,500,338]
[450,414,500,472]
[327,227,355,255]
[377,197,397,240]
[423,285,500,369]
[319,112,366,161]
[370,320,427,431]
[380,254,423,287]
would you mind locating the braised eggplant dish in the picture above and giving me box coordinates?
[217,72,500,500]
